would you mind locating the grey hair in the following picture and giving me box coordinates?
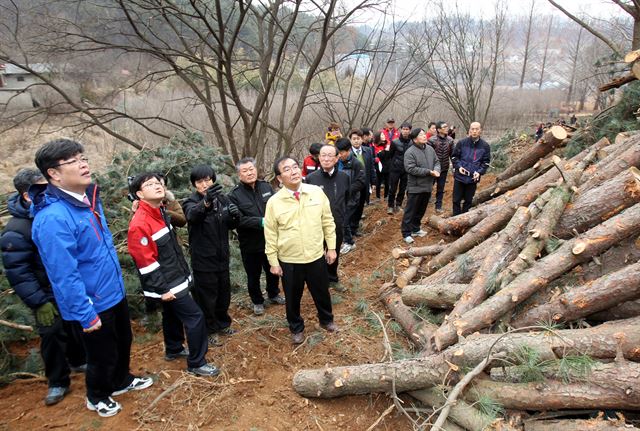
[235,157,256,172]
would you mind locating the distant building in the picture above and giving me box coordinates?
[0,63,50,107]
[336,54,371,79]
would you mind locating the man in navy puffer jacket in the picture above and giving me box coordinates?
[451,122,491,215]
[1,168,86,406]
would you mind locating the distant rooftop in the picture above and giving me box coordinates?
[0,63,51,75]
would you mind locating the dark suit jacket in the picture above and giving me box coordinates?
[351,146,377,188]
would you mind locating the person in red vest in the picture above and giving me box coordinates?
[302,143,322,179]
[380,118,399,143]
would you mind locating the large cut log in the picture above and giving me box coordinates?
[466,362,640,410]
[428,138,611,236]
[495,156,588,291]
[555,167,640,238]
[292,317,640,398]
[496,126,568,182]
[379,283,435,347]
[524,419,639,431]
[396,257,423,288]
[434,203,640,351]
[589,299,640,322]
[401,283,467,308]
[512,261,640,327]
[410,387,493,431]
[473,156,554,206]
[579,136,640,192]
[433,207,531,350]
[578,235,640,281]
[391,243,446,259]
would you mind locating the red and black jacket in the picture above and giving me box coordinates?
[128,200,192,300]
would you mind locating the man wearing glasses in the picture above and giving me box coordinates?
[31,139,153,417]
[264,156,338,345]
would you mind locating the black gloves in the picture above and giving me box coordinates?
[205,184,223,204]
[228,203,240,218]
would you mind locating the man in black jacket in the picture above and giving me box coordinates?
[0,168,86,406]
[349,129,376,236]
[228,158,285,316]
[428,121,454,213]
[386,122,412,214]
[335,138,365,254]
[451,122,491,215]
[306,144,351,291]
[182,165,240,346]
[128,173,218,377]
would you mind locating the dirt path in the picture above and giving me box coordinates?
[0,181,466,430]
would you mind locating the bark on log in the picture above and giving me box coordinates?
[409,387,493,431]
[580,136,640,192]
[433,207,531,351]
[429,138,612,236]
[524,419,639,431]
[512,261,640,327]
[578,235,640,281]
[392,244,446,259]
[379,283,435,347]
[292,317,640,398]
[599,73,637,92]
[435,203,640,351]
[396,257,423,288]
[589,299,640,322]
[555,167,640,239]
[401,283,467,308]
[496,126,568,182]
[466,362,640,410]
[473,157,554,206]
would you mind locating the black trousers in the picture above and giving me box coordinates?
[241,251,280,305]
[343,198,359,245]
[401,192,431,237]
[452,180,477,215]
[375,167,389,199]
[37,313,86,388]
[192,270,232,333]
[79,298,134,403]
[350,189,368,235]
[161,294,208,368]
[280,256,333,334]
[327,225,343,283]
[434,171,448,210]
[387,170,407,208]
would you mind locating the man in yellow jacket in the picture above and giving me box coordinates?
[264,156,338,344]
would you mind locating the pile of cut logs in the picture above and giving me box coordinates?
[293,125,640,430]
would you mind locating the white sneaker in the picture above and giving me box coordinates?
[404,236,415,244]
[412,229,427,237]
[112,376,154,396]
[86,397,122,417]
[340,243,355,254]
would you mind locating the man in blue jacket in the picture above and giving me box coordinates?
[31,139,153,417]
[451,122,491,215]
[1,168,86,406]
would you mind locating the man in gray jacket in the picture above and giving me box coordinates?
[401,128,441,244]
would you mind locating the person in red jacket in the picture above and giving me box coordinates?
[301,142,322,179]
[127,172,220,378]
[380,118,400,143]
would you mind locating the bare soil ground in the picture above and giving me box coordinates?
[0,178,473,431]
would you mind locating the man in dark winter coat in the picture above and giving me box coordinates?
[182,165,240,347]
[386,122,412,214]
[402,129,441,243]
[335,138,366,254]
[128,173,219,377]
[428,121,455,213]
[306,144,351,291]
[1,168,86,406]
[228,158,285,316]
[451,122,491,215]
[349,129,376,236]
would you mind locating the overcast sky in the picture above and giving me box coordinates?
[347,0,625,24]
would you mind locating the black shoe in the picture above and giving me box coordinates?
[353,231,363,237]
[165,347,190,361]
[188,363,220,377]
[266,294,286,305]
[45,386,70,406]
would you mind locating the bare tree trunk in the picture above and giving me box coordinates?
[292,317,640,398]
[379,283,435,347]
[512,261,640,327]
[435,203,640,351]
[589,298,640,321]
[565,27,583,104]
[392,244,446,259]
[579,136,640,192]
[402,283,468,308]
[538,16,554,90]
[519,0,536,89]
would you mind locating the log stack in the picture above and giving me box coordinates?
[292,126,640,430]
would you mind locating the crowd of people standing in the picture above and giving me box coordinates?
[0,116,490,417]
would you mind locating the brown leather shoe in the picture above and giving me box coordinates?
[291,332,304,344]
[320,322,339,332]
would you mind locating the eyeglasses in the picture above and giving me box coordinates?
[53,156,89,168]
[280,164,300,174]
[141,181,163,189]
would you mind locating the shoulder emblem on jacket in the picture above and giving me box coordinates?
[140,237,149,246]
